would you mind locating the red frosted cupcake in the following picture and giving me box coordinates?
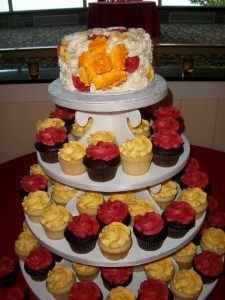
[0,287,29,300]
[162,201,195,238]
[153,106,181,120]
[193,250,224,283]
[35,126,68,163]
[184,157,200,173]
[133,212,167,251]
[83,141,120,182]
[207,195,219,213]
[207,209,225,231]
[64,214,100,253]
[138,279,173,300]
[101,267,133,290]
[0,256,20,287]
[180,170,209,191]
[19,174,48,197]
[152,117,180,133]
[151,130,183,167]
[97,200,130,228]
[24,246,55,281]
[68,281,103,300]
[50,105,75,134]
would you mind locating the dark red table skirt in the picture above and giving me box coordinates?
[0,145,225,299]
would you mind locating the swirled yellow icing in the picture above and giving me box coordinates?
[52,182,77,202]
[144,258,174,281]
[181,187,208,211]
[71,118,93,136]
[14,231,39,252]
[87,131,116,145]
[40,204,70,228]
[201,227,225,253]
[128,118,150,134]
[150,180,177,200]
[107,286,136,300]
[58,141,86,161]
[108,192,135,205]
[172,269,203,295]
[173,242,196,257]
[46,265,74,289]
[76,192,103,209]
[72,262,99,273]
[22,191,51,212]
[128,199,155,217]
[119,136,152,158]
[36,117,65,132]
[29,163,48,180]
[99,222,131,248]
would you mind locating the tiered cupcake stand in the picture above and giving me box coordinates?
[21,75,218,299]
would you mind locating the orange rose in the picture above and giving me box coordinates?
[111,44,128,71]
[89,36,107,54]
[93,69,127,90]
[92,52,112,75]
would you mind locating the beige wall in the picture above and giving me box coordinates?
[1,81,225,163]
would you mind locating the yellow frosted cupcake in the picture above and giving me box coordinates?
[106,286,136,300]
[58,141,86,175]
[150,180,177,209]
[172,242,197,269]
[40,204,72,240]
[98,222,132,260]
[72,262,100,281]
[36,117,65,133]
[22,191,51,223]
[128,199,155,226]
[14,231,39,261]
[29,163,50,184]
[108,192,135,205]
[170,269,203,300]
[180,187,208,219]
[51,182,77,206]
[46,264,76,300]
[200,227,225,256]
[71,118,93,140]
[76,191,104,216]
[128,118,150,138]
[119,136,153,175]
[87,131,116,145]
[144,257,175,284]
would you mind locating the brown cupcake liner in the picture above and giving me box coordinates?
[85,165,118,182]
[38,150,59,163]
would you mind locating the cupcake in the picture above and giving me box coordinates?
[51,182,77,206]
[119,135,153,176]
[22,190,51,223]
[76,191,104,216]
[83,141,120,182]
[97,200,130,228]
[152,116,180,133]
[108,192,135,205]
[138,279,173,300]
[19,173,48,197]
[29,163,50,184]
[58,140,86,175]
[162,201,195,238]
[151,130,183,167]
[40,204,72,240]
[50,105,75,134]
[207,195,219,213]
[200,227,225,256]
[0,287,29,300]
[127,118,150,137]
[35,126,67,163]
[144,257,175,284]
[153,106,181,120]
[98,222,132,260]
[172,242,197,269]
[184,157,200,174]
[192,250,224,284]
[72,262,100,281]
[71,117,93,140]
[64,214,100,254]
[133,212,167,251]
[179,170,209,191]
[101,266,133,290]
[24,246,55,281]
[14,231,39,261]
[36,117,65,133]
[68,281,103,300]
[170,269,203,300]
[180,187,208,219]
[149,180,177,209]
[0,256,20,287]
[128,199,155,226]
[87,131,116,145]
[106,286,136,300]
[46,264,76,299]
[207,209,225,231]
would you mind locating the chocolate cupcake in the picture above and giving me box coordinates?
[179,169,210,192]
[0,287,29,300]
[101,267,133,290]
[83,141,120,182]
[138,279,173,300]
[0,256,20,287]
[68,281,103,300]
[207,209,225,231]
[50,105,75,134]
[64,214,100,254]
[18,173,48,197]
[162,201,195,238]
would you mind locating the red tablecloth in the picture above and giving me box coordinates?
[87,1,161,37]
[0,145,225,299]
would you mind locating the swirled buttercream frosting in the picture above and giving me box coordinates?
[67,214,100,238]
[163,201,195,224]
[36,118,65,132]
[180,170,209,189]
[77,192,103,210]
[85,141,120,161]
[58,141,86,161]
[68,281,102,300]
[119,135,152,158]
[46,265,75,290]
[40,204,71,228]
[22,191,51,213]
[101,267,132,284]
[25,246,54,270]
[134,212,164,235]
[152,116,180,133]
[152,130,183,150]
[97,200,128,224]
[87,131,116,145]
[144,258,174,281]
[138,279,170,300]
[35,126,67,146]
[153,106,181,120]
[128,199,154,217]
[21,174,47,193]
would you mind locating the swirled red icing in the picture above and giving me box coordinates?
[97,200,128,224]
[184,157,200,173]
[153,106,181,120]
[207,210,225,228]
[101,267,132,284]
[180,170,209,189]
[25,246,53,270]
[68,281,101,300]
[0,287,25,300]
[21,174,47,193]
[152,130,183,149]
[163,201,195,224]
[194,251,224,276]
[134,212,164,235]
[0,256,15,277]
[35,126,67,146]
[138,279,169,300]
[207,196,219,212]
[85,141,120,161]
[50,106,75,120]
[67,214,100,238]
[152,117,180,133]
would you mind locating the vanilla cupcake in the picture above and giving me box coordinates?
[128,118,150,138]
[128,199,155,226]
[180,187,208,219]
[14,231,39,261]
[172,242,197,269]
[46,264,76,300]
[87,131,116,145]
[36,117,65,133]
[58,141,86,175]
[71,118,93,140]
[150,180,177,209]
[98,222,132,260]
[108,192,135,205]
[51,182,77,206]
[144,257,175,284]
[76,192,104,216]
[22,191,51,223]
[170,269,203,300]
[119,136,153,175]
[40,204,72,240]
[72,262,100,281]
[106,286,136,300]
[200,227,225,256]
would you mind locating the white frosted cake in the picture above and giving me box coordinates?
[58,27,154,94]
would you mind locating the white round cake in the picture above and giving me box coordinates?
[58,27,154,94]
